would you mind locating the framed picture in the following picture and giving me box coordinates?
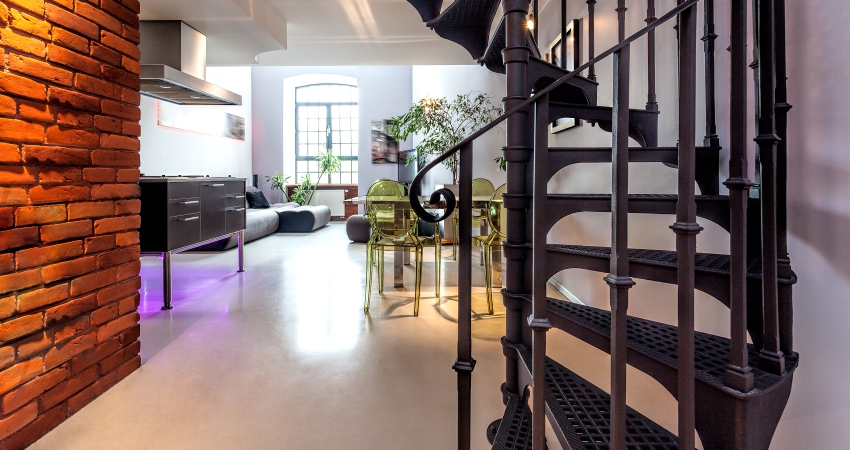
[371,120,399,164]
[550,19,581,134]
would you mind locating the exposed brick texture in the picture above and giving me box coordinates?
[0,1,141,447]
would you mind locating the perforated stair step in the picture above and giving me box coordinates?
[490,388,539,450]
[545,194,731,232]
[508,341,679,449]
[427,0,502,59]
[544,244,765,309]
[546,146,722,195]
[549,102,660,147]
[406,0,444,21]
[503,296,799,449]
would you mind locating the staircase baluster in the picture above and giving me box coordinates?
[454,141,475,450]
[533,0,539,50]
[605,42,634,450]
[723,0,756,393]
[617,0,628,42]
[530,93,552,450]
[671,1,699,448]
[587,0,597,81]
[645,0,658,111]
[561,0,567,70]
[702,0,719,147]
[755,0,786,375]
[774,0,794,356]
[502,0,533,401]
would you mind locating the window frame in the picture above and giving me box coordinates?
[294,83,359,185]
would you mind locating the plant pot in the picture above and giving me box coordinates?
[435,183,459,241]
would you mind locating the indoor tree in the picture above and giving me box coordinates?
[389,92,502,185]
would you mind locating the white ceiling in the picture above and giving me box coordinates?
[140,0,475,66]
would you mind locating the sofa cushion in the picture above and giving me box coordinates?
[277,205,331,233]
[246,190,271,208]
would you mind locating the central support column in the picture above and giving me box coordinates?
[501,0,533,398]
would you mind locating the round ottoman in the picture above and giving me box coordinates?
[346,215,371,243]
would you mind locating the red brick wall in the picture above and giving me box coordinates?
[0,0,142,447]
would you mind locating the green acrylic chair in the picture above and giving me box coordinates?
[364,180,441,317]
[472,183,506,315]
[452,178,495,260]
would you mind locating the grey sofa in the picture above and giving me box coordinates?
[196,186,330,250]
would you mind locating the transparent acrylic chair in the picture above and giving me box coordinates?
[452,178,495,260]
[472,183,506,315]
[364,180,441,317]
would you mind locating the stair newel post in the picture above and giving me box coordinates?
[754,0,786,375]
[586,0,597,81]
[605,42,634,450]
[530,93,552,450]
[723,0,755,393]
[671,1,700,448]
[645,0,658,111]
[502,0,533,399]
[453,141,475,450]
[701,0,719,147]
[773,0,794,356]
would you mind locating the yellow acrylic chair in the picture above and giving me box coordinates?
[452,178,495,260]
[473,183,506,314]
[364,180,440,316]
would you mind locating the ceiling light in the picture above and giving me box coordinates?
[527,13,535,31]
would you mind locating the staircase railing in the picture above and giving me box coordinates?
[408,2,700,449]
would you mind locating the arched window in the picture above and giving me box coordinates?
[294,83,359,184]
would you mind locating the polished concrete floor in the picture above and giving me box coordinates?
[32,224,686,449]
[30,224,521,449]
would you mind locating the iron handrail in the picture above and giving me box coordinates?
[408,0,700,220]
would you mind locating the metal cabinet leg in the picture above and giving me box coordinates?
[162,252,173,310]
[237,231,245,273]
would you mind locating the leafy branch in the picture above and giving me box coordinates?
[389,92,502,184]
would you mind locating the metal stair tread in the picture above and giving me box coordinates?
[427,0,499,26]
[491,393,536,450]
[406,0,444,22]
[546,244,763,278]
[538,296,795,392]
[547,193,729,201]
[549,102,659,115]
[511,343,679,449]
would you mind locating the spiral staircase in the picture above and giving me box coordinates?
[404,0,796,449]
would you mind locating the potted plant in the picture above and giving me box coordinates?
[291,146,343,206]
[389,92,502,186]
[265,171,290,202]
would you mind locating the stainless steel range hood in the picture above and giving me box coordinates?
[140,21,242,106]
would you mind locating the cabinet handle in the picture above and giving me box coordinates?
[204,183,225,187]
[233,207,246,212]
[179,216,200,222]
[180,200,200,205]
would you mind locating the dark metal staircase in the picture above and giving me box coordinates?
[403,0,796,449]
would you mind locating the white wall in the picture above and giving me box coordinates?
[411,65,508,192]
[140,67,253,180]
[251,66,412,202]
[770,1,850,447]
[539,0,850,448]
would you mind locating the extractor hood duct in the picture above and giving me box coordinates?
[139,21,242,106]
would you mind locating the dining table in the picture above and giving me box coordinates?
[346,195,500,289]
